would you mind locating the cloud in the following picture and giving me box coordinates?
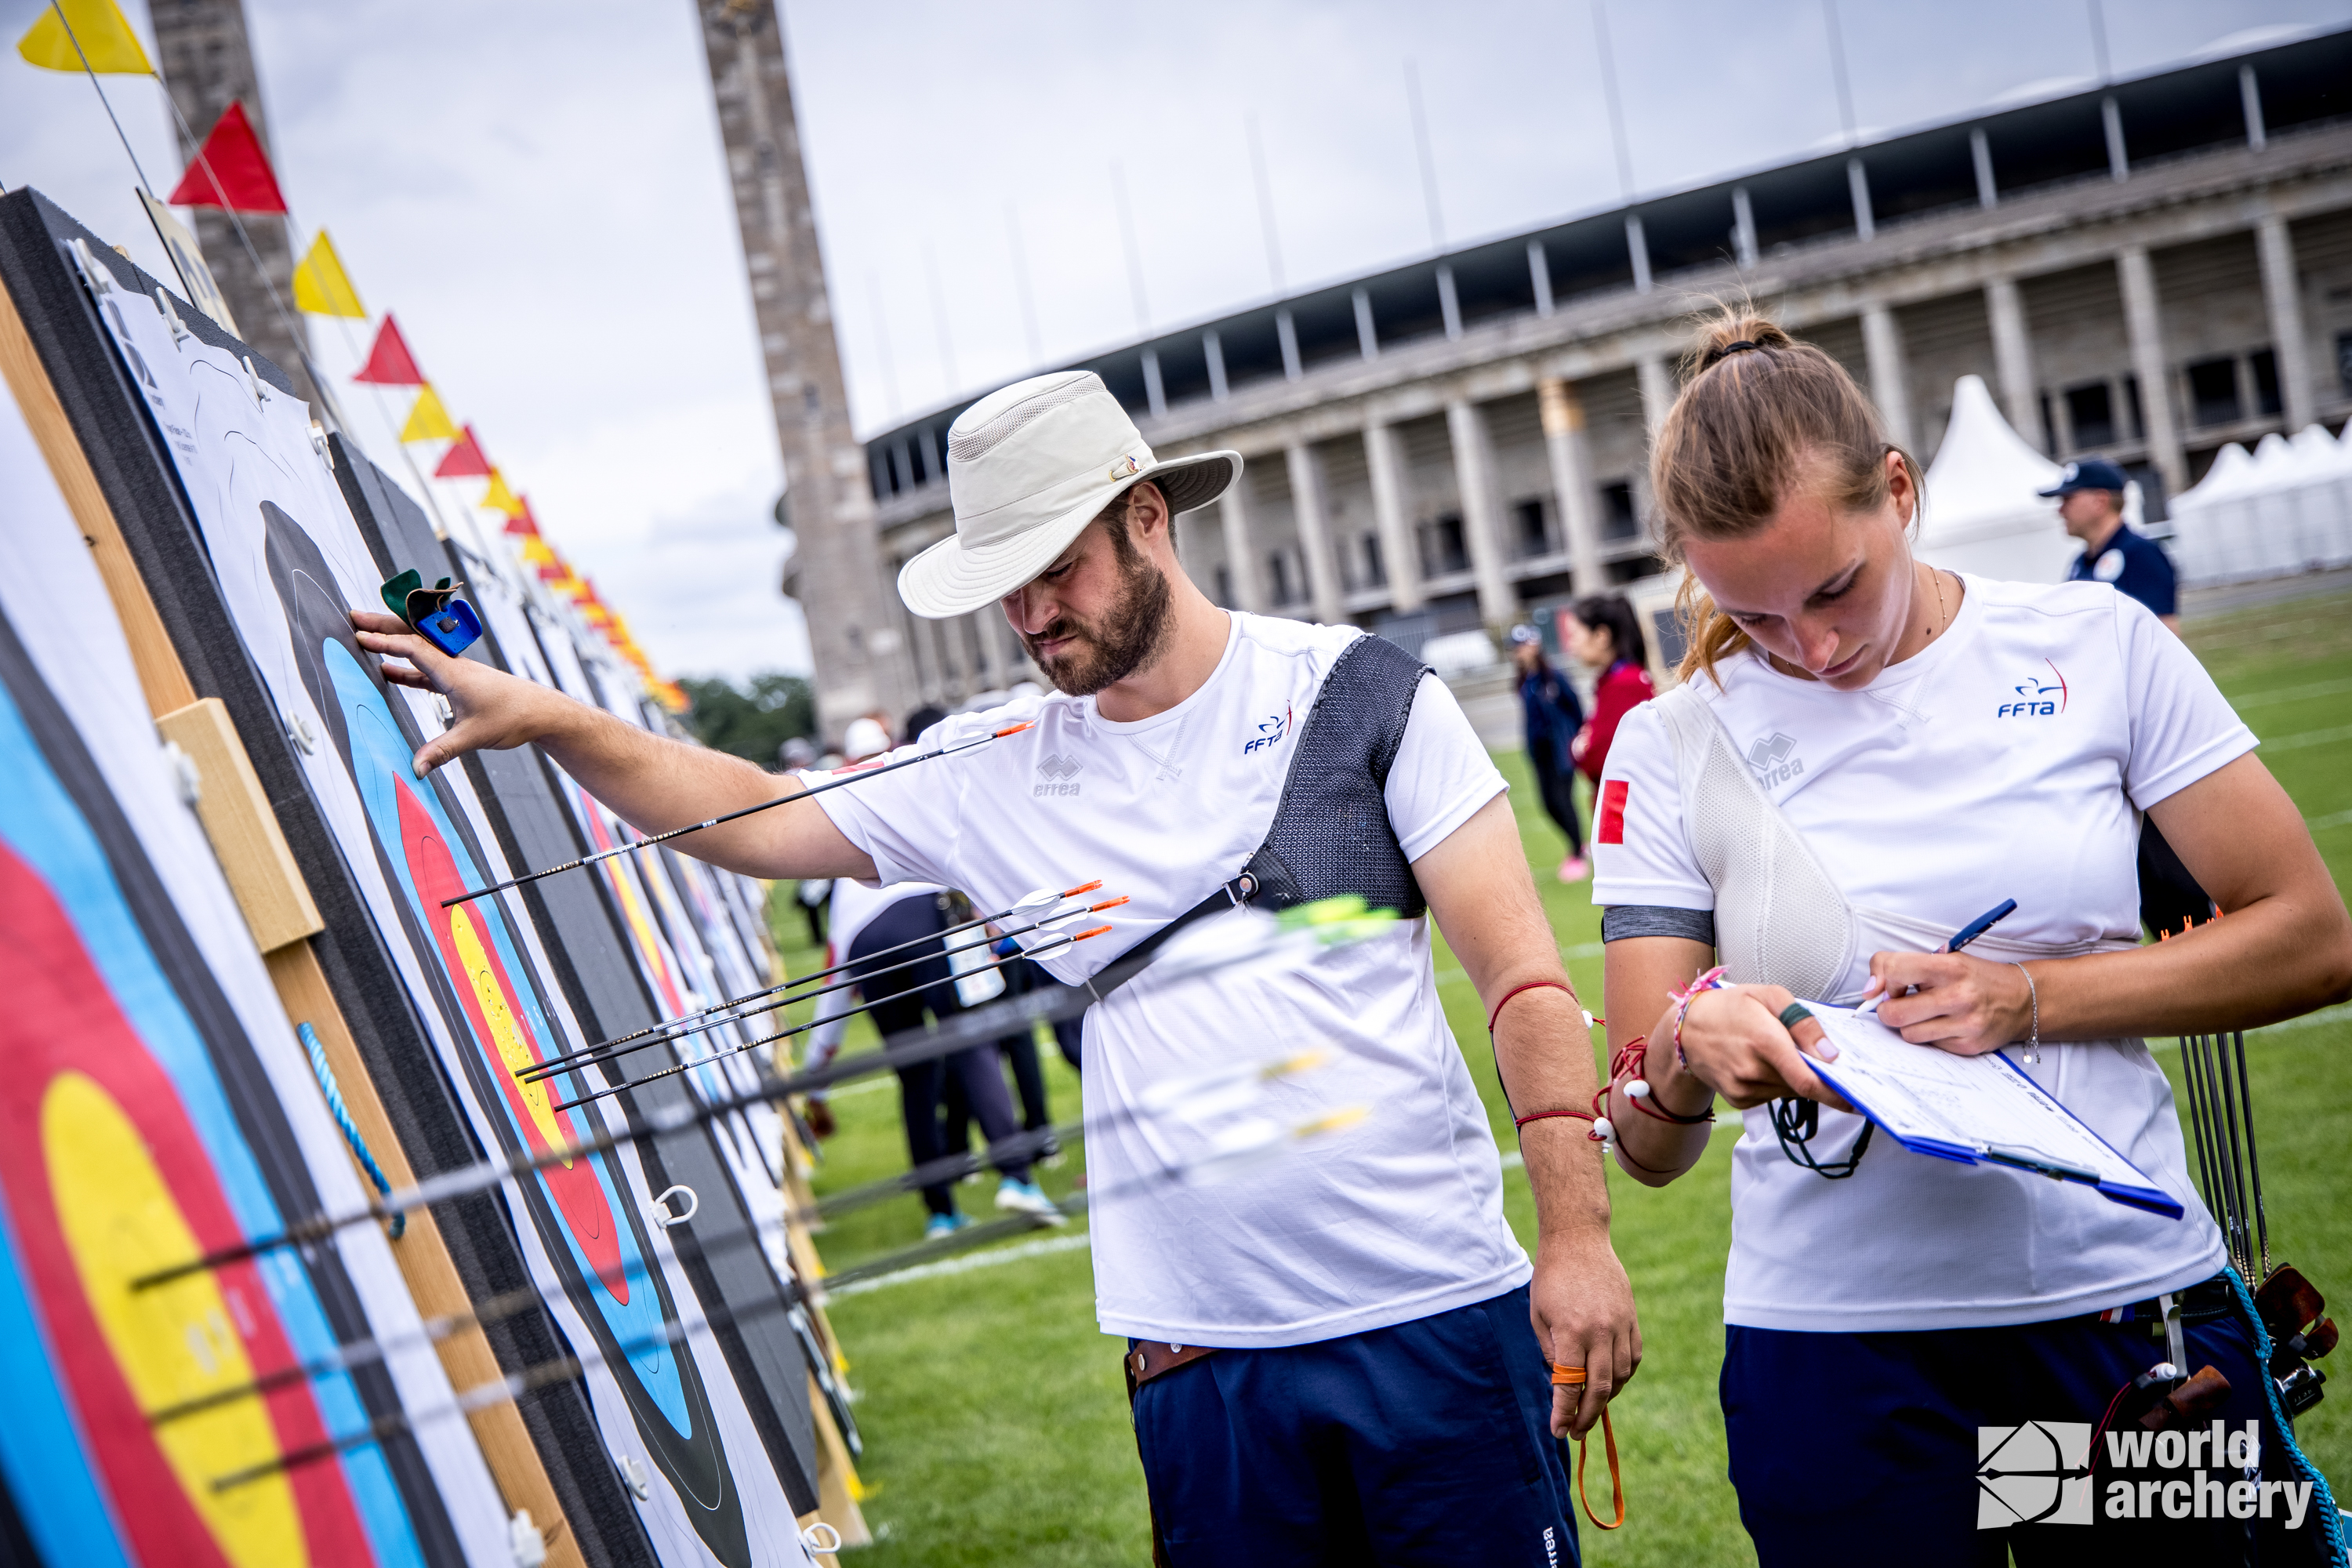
[2,0,2336,683]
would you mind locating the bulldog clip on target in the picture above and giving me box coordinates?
[380,568,482,657]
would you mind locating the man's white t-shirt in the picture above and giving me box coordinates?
[1593,577,2245,1332]
[817,612,1525,1347]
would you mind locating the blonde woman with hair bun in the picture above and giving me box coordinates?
[1588,309,2350,1560]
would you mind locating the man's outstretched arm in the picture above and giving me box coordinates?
[1416,793,1640,1439]
[352,610,876,880]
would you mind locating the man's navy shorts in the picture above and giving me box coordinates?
[1722,1274,2339,1564]
[1131,1284,1583,1566]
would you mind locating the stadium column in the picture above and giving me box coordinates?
[1446,397,1517,629]
[1633,354,1676,546]
[1286,441,1344,626]
[1984,278,2041,450]
[1363,419,1423,615]
[2116,244,2188,499]
[1861,302,1915,454]
[1219,474,1268,613]
[698,0,916,735]
[147,0,315,408]
[1538,376,1606,593]
[1636,354,1674,440]
[925,612,962,705]
[2256,215,2315,432]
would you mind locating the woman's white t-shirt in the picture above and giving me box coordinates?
[1592,576,2247,1332]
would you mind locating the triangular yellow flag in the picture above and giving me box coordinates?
[517,534,557,567]
[17,0,151,73]
[479,469,524,518]
[292,230,365,318]
[400,383,457,443]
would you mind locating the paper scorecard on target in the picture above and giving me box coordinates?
[1802,1007,2183,1218]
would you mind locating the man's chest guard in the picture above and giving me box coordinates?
[1234,631,1429,920]
[1087,632,1430,1002]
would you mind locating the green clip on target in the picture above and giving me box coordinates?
[379,568,481,657]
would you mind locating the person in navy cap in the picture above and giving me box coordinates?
[2042,456,2180,632]
[2042,457,2212,931]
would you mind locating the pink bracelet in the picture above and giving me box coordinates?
[1668,965,1730,1070]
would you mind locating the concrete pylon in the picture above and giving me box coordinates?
[148,0,314,408]
[695,0,916,738]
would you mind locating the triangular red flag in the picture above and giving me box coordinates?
[164,102,289,214]
[434,424,492,478]
[503,495,541,536]
[352,314,423,386]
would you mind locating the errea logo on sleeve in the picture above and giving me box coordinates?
[1998,660,2071,719]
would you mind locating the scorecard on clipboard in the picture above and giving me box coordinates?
[1801,1007,2184,1219]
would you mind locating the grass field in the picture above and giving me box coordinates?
[774,585,2352,1566]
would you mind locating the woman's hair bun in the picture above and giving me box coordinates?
[1650,302,1920,686]
[1690,313,1795,375]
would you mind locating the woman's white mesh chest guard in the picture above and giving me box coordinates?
[1652,683,1859,1002]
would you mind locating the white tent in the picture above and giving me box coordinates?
[1916,375,2079,583]
[2166,442,2256,583]
[2169,423,2352,584]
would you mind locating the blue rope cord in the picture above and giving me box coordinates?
[2224,1265,2347,1565]
[299,1022,405,1240]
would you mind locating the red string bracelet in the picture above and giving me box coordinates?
[1487,978,1581,1035]
[1494,981,1602,1141]
[1608,1036,1714,1127]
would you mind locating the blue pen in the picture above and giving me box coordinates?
[1857,898,2019,1015]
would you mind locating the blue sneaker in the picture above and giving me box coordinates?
[994,1178,1065,1222]
[924,1212,972,1241]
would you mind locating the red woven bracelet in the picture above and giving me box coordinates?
[1487,978,1581,1034]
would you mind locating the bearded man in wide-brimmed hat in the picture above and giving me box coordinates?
[356,369,1638,1564]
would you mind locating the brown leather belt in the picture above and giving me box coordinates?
[1126,1343,1220,1568]
[1125,1341,1218,1393]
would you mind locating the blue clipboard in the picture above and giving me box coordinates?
[1807,1029,2183,1221]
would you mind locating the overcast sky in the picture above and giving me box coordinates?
[5,0,2345,683]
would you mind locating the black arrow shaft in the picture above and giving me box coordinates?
[439,724,1027,908]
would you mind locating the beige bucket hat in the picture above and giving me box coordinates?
[895,371,1242,619]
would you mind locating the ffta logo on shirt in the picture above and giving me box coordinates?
[1243,704,1292,756]
[1998,660,2071,720]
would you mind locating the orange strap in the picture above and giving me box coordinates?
[1549,1365,1625,1530]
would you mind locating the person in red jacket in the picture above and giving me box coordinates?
[1564,593,1654,785]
